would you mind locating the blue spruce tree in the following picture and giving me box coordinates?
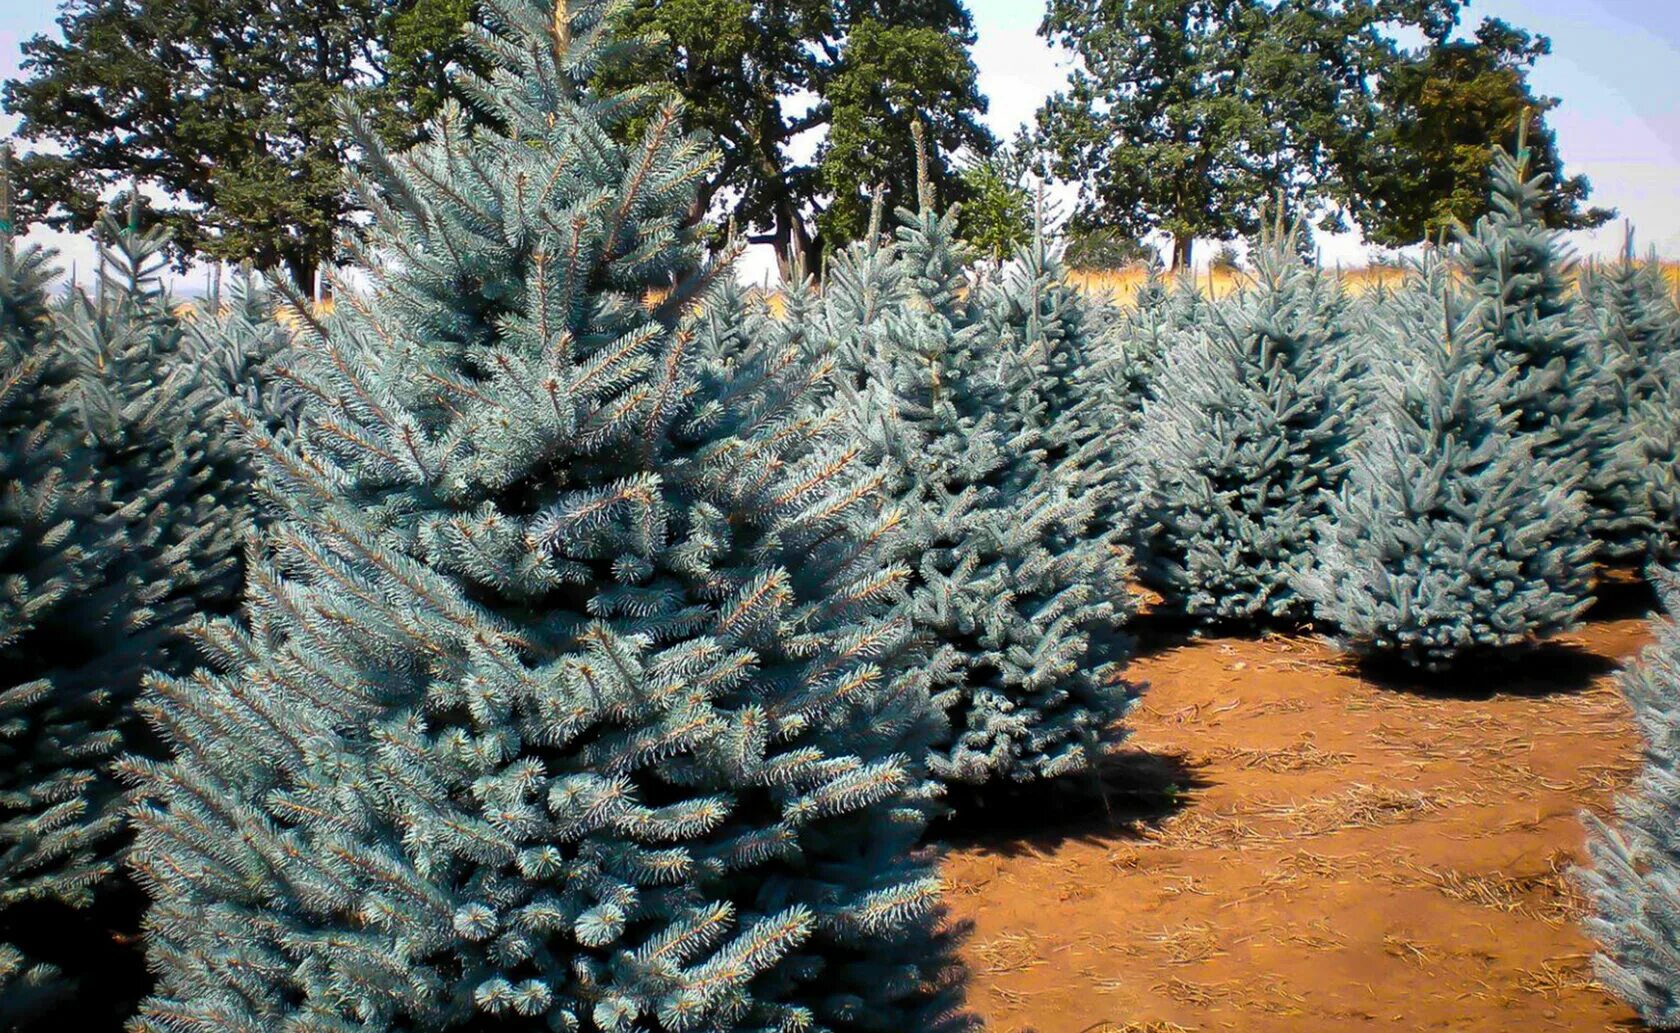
[1578,232,1680,565]
[1108,267,1206,432]
[1580,567,1680,1028]
[0,189,282,1025]
[1629,365,1680,569]
[1301,257,1594,670]
[0,157,116,1022]
[179,261,303,445]
[57,206,267,642]
[825,163,1134,790]
[1456,141,1616,559]
[125,3,958,1030]
[1128,225,1356,625]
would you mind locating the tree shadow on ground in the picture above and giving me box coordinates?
[933,748,1210,857]
[1588,566,1659,622]
[1127,606,1202,659]
[1353,639,1621,702]
[1127,604,1324,661]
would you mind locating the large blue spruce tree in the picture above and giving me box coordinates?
[1301,255,1594,670]
[1580,568,1680,1028]
[824,167,1134,791]
[125,3,959,1030]
[1128,225,1357,626]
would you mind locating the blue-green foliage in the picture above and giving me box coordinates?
[1581,568,1680,1027]
[0,196,277,1023]
[57,214,262,646]
[1578,237,1680,565]
[0,197,108,1020]
[1457,145,1618,558]
[1128,229,1356,625]
[824,184,1134,788]
[1630,369,1680,570]
[182,263,304,445]
[1301,254,1594,670]
[126,3,957,1030]
[1104,268,1205,437]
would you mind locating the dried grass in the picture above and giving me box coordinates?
[1259,783,1452,839]
[1243,696,1313,716]
[1383,933,1437,966]
[988,985,1032,1007]
[1275,917,1348,951]
[1157,873,1212,898]
[1149,977,1240,1007]
[1515,956,1599,997]
[1145,810,1262,850]
[1146,784,1450,850]
[975,932,1044,974]
[1207,735,1352,773]
[1397,852,1585,925]
[1244,850,1371,900]
[1107,846,1144,871]
[1146,923,1228,965]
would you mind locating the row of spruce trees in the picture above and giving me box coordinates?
[0,0,1677,1028]
[1119,143,1680,670]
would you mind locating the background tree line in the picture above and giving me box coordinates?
[2,0,1611,283]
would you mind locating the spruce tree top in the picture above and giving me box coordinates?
[1456,139,1603,475]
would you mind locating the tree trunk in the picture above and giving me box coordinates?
[282,252,315,298]
[772,195,814,278]
[1172,232,1195,271]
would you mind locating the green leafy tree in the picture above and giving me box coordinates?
[1063,227,1156,272]
[954,150,1032,262]
[378,0,485,130]
[2,0,397,287]
[1033,0,1399,268]
[1352,18,1613,247]
[1033,0,1607,267]
[607,0,992,263]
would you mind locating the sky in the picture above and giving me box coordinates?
[0,0,1676,287]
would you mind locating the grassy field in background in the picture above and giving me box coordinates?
[1069,259,1680,303]
[276,260,1680,321]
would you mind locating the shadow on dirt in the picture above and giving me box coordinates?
[1127,607,1202,659]
[1128,607,1327,662]
[1587,567,1659,622]
[1354,639,1621,701]
[934,748,1210,857]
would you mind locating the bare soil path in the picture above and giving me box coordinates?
[942,606,1655,1032]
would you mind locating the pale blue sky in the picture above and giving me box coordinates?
[0,0,1675,278]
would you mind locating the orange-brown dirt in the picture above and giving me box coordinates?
[942,598,1658,1032]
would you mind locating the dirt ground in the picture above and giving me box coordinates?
[942,597,1657,1032]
